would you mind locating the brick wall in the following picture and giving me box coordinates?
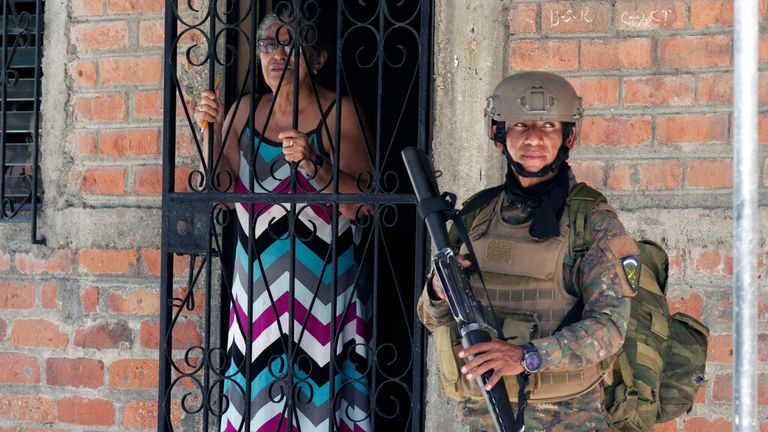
[0,0,199,430]
[505,1,768,431]
[0,0,766,431]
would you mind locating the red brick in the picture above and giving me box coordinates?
[123,399,182,428]
[656,114,728,144]
[761,114,768,145]
[0,395,55,422]
[615,1,686,31]
[77,248,136,274]
[508,40,579,71]
[132,165,162,195]
[99,56,162,86]
[70,22,127,53]
[668,292,705,321]
[81,286,99,314]
[707,333,733,363]
[15,249,74,274]
[698,72,732,104]
[19,428,70,432]
[712,373,768,405]
[0,353,40,384]
[140,319,202,350]
[581,116,652,146]
[542,2,611,33]
[0,318,6,340]
[690,0,768,28]
[58,396,115,426]
[653,420,678,432]
[72,0,103,16]
[607,162,633,190]
[140,248,193,277]
[687,159,733,189]
[581,38,654,70]
[569,77,619,107]
[683,416,731,432]
[623,75,694,106]
[139,19,164,46]
[660,35,731,69]
[73,319,133,349]
[133,90,162,119]
[762,35,768,64]
[46,357,104,388]
[80,167,126,195]
[690,248,732,276]
[74,93,126,122]
[68,60,96,87]
[140,247,161,276]
[508,3,538,34]
[668,249,683,273]
[73,129,97,155]
[0,280,36,309]
[41,281,58,310]
[109,359,158,389]
[109,288,160,314]
[0,251,8,271]
[100,128,159,157]
[107,0,164,14]
[569,160,606,189]
[11,318,68,348]
[638,160,682,190]
[176,130,196,157]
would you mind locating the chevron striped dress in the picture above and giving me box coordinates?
[220,100,370,432]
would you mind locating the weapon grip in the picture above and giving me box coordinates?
[462,329,518,432]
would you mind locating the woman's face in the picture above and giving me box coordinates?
[258,22,326,91]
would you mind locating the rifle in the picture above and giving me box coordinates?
[402,147,522,432]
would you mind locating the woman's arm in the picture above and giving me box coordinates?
[279,96,374,219]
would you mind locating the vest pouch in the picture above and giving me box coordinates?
[433,313,541,402]
[656,313,709,423]
[434,323,472,401]
[606,382,653,432]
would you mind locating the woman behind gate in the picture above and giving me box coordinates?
[194,9,373,432]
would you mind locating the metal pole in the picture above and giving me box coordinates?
[732,0,759,431]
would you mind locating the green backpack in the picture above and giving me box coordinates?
[567,183,710,431]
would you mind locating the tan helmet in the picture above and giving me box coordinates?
[484,71,582,140]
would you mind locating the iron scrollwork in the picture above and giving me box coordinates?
[160,0,430,430]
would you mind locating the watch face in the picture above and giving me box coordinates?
[524,351,542,373]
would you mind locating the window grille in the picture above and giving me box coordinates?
[0,0,44,244]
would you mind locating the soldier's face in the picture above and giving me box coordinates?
[495,120,575,185]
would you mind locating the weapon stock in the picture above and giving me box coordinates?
[402,147,520,432]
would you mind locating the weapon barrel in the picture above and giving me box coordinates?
[402,147,453,251]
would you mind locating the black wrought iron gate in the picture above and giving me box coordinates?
[160,1,431,431]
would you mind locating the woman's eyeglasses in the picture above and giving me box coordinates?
[257,38,283,54]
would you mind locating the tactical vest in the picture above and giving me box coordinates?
[434,191,612,404]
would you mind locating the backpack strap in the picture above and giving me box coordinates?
[566,182,607,261]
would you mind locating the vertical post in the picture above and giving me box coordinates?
[1,0,9,213]
[732,1,759,431]
[31,0,44,244]
[159,0,178,430]
[413,1,433,431]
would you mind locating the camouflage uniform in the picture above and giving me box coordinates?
[418,174,636,432]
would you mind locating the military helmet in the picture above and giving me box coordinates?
[485,71,582,140]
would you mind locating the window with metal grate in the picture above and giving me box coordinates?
[1,0,44,244]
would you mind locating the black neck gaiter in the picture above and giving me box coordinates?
[504,162,570,239]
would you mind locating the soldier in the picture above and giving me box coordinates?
[418,71,639,431]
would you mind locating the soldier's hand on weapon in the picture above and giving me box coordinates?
[459,340,525,390]
[429,254,472,300]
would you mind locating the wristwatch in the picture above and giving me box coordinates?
[521,342,542,374]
